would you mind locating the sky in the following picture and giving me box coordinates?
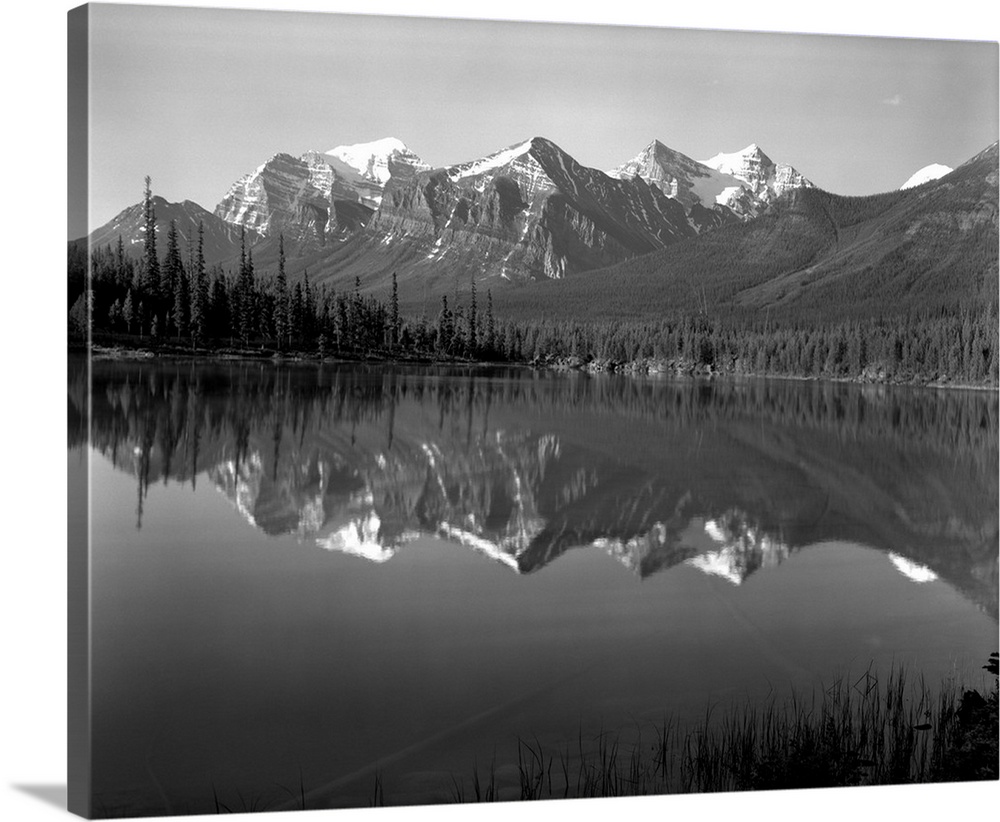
[73,0,1000,238]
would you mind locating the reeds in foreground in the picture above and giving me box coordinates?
[448,659,998,801]
[201,658,997,813]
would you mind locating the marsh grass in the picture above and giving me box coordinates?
[210,768,307,814]
[447,661,998,802]
[369,768,384,807]
[196,660,996,813]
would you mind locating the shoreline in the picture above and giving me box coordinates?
[73,342,1000,392]
[541,354,1000,392]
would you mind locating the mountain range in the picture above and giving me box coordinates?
[75,133,999,320]
[502,141,999,320]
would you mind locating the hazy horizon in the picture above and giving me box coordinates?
[74,2,998,238]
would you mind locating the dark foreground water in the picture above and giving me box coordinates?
[68,356,999,816]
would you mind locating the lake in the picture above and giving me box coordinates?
[68,356,998,816]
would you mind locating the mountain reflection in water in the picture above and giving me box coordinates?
[69,357,998,615]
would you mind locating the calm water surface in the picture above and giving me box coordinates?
[68,357,999,815]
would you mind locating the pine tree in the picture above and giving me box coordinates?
[291,282,304,347]
[115,234,127,288]
[190,222,208,347]
[349,275,362,343]
[320,286,333,349]
[209,270,229,341]
[237,228,255,347]
[437,295,453,354]
[467,278,478,355]
[164,220,186,338]
[68,289,92,337]
[336,294,348,350]
[390,272,400,349]
[274,234,288,351]
[303,269,315,345]
[141,176,160,320]
[247,248,256,338]
[232,228,245,341]
[108,298,122,331]
[485,289,495,357]
[175,267,190,340]
[285,277,295,350]
[122,290,134,335]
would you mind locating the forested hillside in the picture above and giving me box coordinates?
[494,142,999,323]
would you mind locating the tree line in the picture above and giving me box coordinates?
[69,177,511,360]
[509,308,999,385]
[71,356,997,481]
[69,178,999,386]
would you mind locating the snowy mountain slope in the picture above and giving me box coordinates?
[608,139,813,221]
[697,143,814,216]
[609,140,744,213]
[900,163,953,189]
[326,137,429,190]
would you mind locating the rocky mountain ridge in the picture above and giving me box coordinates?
[213,138,428,247]
[371,136,705,280]
[498,140,1000,321]
[697,143,814,215]
[74,136,996,314]
[205,135,815,280]
[85,195,261,262]
[607,139,813,221]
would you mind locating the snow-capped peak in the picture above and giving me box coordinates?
[900,163,952,190]
[447,138,536,181]
[695,143,812,212]
[325,137,413,184]
[609,139,749,211]
[698,144,770,176]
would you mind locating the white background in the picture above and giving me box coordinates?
[1,1,997,821]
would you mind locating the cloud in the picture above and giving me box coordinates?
[882,93,903,106]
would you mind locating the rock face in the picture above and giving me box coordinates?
[214,139,427,247]
[608,139,744,229]
[697,143,814,217]
[83,135,817,281]
[372,136,699,281]
[608,140,813,221]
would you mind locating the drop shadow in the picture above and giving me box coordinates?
[12,784,67,810]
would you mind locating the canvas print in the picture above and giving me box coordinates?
[67,2,999,818]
